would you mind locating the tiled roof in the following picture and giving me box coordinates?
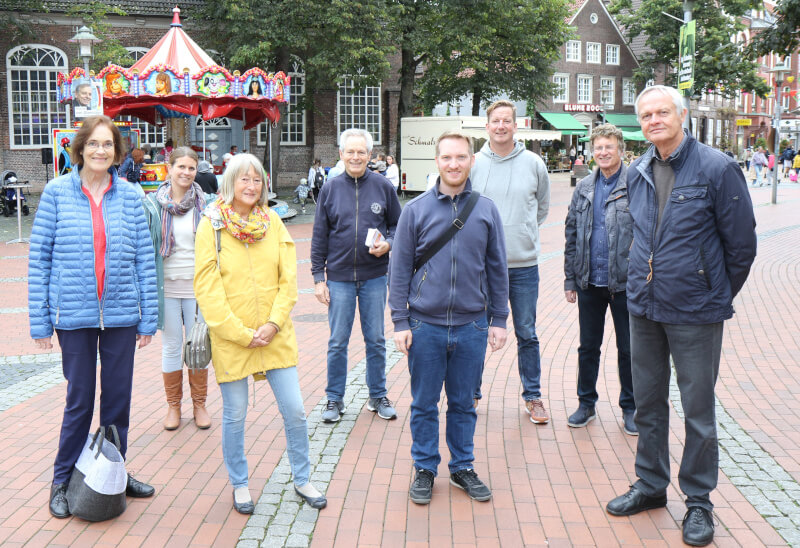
[0,0,206,17]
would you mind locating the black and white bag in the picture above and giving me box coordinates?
[66,426,127,521]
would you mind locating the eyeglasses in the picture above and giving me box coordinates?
[238,177,262,187]
[86,141,115,151]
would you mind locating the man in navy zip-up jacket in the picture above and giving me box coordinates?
[311,128,402,423]
[605,86,756,548]
[390,131,508,505]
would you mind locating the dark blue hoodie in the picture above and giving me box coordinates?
[311,169,401,282]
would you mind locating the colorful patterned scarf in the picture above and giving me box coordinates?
[217,200,271,243]
[156,181,205,257]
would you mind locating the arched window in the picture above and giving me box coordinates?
[257,60,306,146]
[125,47,149,62]
[6,44,69,148]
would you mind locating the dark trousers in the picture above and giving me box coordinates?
[576,285,634,411]
[53,326,137,484]
[630,315,723,511]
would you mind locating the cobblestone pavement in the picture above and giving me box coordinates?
[1,174,799,547]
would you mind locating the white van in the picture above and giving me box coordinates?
[399,116,560,193]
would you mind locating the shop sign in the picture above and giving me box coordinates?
[563,104,603,112]
[736,119,752,126]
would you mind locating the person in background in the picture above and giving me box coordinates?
[194,160,219,194]
[781,145,795,181]
[574,154,585,166]
[28,115,158,519]
[751,147,767,186]
[142,146,215,432]
[563,124,636,435]
[309,158,325,201]
[119,148,145,185]
[142,144,153,163]
[194,153,327,514]
[385,155,400,192]
[161,139,174,165]
[222,145,238,167]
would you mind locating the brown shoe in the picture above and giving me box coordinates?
[525,399,549,424]
[162,370,182,430]
[187,368,211,429]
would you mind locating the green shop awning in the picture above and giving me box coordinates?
[579,128,648,142]
[538,112,588,135]
[605,113,641,130]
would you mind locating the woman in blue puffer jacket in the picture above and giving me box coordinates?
[28,116,159,519]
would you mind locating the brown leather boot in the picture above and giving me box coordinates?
[187,368,211,429]
[162,370,183,430]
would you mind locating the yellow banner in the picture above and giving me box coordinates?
[736,119,752,126]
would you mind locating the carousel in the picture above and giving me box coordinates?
[56,6,296,218]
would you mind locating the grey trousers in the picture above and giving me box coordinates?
[630,314,723,511]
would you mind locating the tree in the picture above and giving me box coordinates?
[196,0,396,184]
[608,0,770,98]
[415,0,573,115]
[748,0,800,56]
[65,2,134,71]
[1,0,48,43]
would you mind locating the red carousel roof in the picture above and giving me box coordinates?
[130,7,216,75]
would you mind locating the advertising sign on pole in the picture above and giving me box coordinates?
[678,20,696,96]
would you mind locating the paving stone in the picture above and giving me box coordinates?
[266,524,290,537]
[290,520,315,535]
[239,527,266,540]
[285,533,311,547]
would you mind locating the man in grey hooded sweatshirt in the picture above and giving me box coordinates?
[471,99,551,423]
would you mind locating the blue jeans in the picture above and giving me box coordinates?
[408,317,487,474]
[218,367,311,488]
[326,275,388,401]
[754,164,763,185]
[161,297,204,373]
[576,286,634,411]
[509,265,542,400]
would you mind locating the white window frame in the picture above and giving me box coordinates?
[622,78,636,105]
[586,42,601,64]
[552,73,569,103]
[783,87,791,110]
[6,44,69,149]
[600,77,615,108]
[577,75,592,104]
[566,40,581,63]
[281,64,306,145]
[337,79,381,144]
[125,47,149,62]
[606,44,620,65]
[117,115,165,147]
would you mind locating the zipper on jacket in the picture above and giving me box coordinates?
[245,242,264,369]
[447,196,458,325]
[353,176,359,282]
[414,270,427,302]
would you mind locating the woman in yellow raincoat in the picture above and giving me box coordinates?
[194,154,326,514]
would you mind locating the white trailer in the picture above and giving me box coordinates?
[399,116,560,193]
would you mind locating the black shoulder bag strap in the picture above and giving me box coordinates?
[413,190,480,274]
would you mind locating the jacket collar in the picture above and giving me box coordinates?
[434,177,473,200]
[580,164,628,199]
[70,166,120,193]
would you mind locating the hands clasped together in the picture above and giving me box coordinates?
[247,323,279,348]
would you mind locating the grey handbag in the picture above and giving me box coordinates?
[66,426,127,522]
[183,228,220,369]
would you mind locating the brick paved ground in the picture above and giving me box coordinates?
[0,174,798,547]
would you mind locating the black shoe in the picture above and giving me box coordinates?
[409,468,434,505]
[683,507,714,546]
[567,405,596,428]
[623,410,638,436]
[232,490,254,514]
[126,474,155,498]
[606,485,667,516]
[294,486,327,509]
[449,468,492,502]
[49,483,70,518]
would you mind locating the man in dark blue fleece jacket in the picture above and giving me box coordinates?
[389,130,509,505]
[311,128,402,423]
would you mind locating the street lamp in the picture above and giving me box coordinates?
[68,25,101,74]
[768,65,787,205]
